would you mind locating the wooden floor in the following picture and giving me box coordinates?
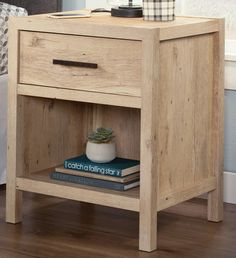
[0,186,236,258]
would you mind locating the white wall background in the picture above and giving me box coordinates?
[86,0,108,9]
[177,0,236,40]
[62,0,85,11]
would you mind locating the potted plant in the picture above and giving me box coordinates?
[86,127,116,163]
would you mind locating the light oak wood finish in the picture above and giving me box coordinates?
[17,84,141,108]
[16,169,140,212]
[9,13,220,41]
[90,105,140,160]
[6,20,22,224]
[139,31,159,251]
[158,34,215,200]
[6,13,224,252]
[19,32,142,96]
[16,97,85,174]
[207,19,225,222]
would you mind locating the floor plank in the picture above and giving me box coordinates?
[0,187,236,258]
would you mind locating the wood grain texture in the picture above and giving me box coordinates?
[12,100,140,211]
[157,34,215,206]
[16,169,140,212]
[159,19,220,41]
[139,31,159,252]
[7,14,224,252]
[9,14,219,41]
[17,97,85,174]
[207,19,225,222]
[17,84,141,108]
[19,32,142,97]
[157,177,216,211]
[6,20,22,224]
[91,105,140,160]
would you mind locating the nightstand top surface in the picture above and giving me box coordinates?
[10,12,221,41]
[16,12,216,28]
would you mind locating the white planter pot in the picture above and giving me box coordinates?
[86,141,116,163]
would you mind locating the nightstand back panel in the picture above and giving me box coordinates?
[17,96,86,174]
[19,31,142,97]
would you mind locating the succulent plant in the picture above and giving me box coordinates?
[87,127,115,144]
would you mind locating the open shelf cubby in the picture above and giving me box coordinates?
[15,95,141,211]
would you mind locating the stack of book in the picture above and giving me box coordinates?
[50,155,140,191]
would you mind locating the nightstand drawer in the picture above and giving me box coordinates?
[19,31,142,96]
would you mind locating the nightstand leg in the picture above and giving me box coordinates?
[6,186,22,224]
[139,188,157,252]
[6,22,23,224]
[139,31,159,252]
[6,98,23,224]
[208,189,223,222]
[139,141,158,251]
[208,173,223,222]
[208,20,224,223]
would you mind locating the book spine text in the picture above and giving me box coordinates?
[64,161,122,177]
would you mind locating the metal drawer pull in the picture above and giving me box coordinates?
[53,59,98,69]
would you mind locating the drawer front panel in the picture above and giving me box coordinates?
[19,31,142,97]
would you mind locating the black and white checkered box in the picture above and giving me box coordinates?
[143,0,175,21]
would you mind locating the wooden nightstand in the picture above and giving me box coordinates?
[6,13,224,252]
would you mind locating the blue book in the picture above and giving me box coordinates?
[64,155,140,177]
[50,172,140,191]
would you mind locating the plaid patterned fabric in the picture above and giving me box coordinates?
[143,0,175,21]
[0,2,27,75]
